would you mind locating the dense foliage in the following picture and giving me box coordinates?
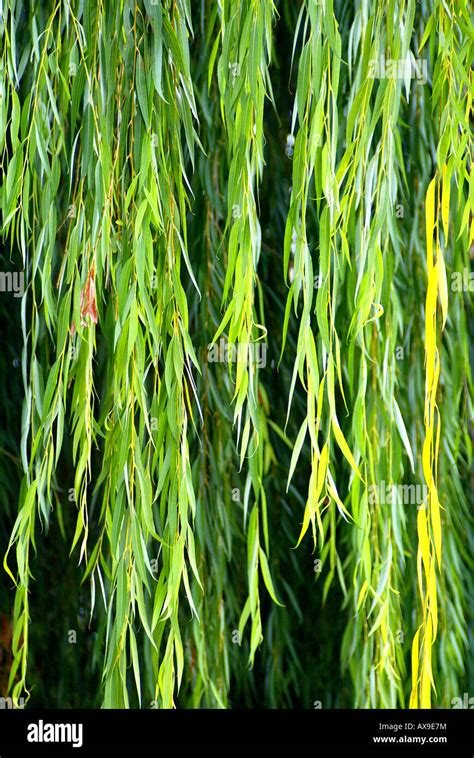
[0,0,472,709]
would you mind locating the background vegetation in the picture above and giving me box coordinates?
[0,0,472,708]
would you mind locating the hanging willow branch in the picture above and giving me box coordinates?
[0,0,471,710]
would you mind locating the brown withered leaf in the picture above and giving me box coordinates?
[80,266,98,327]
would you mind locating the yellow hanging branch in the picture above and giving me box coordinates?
[410,169,448,709]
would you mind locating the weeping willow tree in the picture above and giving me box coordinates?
[0,0,472,710]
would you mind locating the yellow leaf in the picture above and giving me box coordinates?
[437,253,448,330]
[430,487,442,569]
[420,615,433,707]
[417,505,430,587]
[295,443,328,547]
[331,415,363,481]
[428,558,438,640]
[422,428,433,487]
[409,625,422,709]
[357,579,369,611]
[425,177,436,273]
[424,254,438,405]
[327,469,351,520]
[295,499,313,548]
